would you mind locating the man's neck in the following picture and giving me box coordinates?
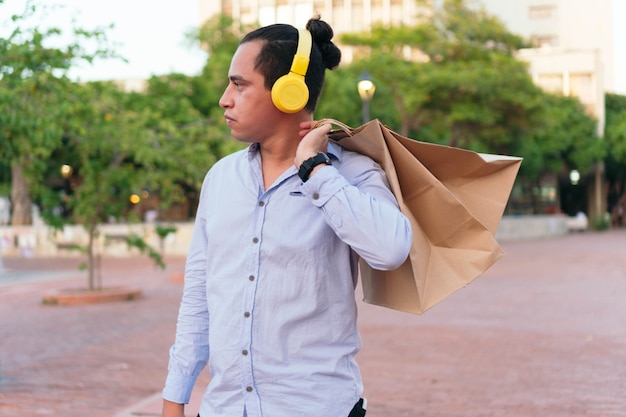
[257,117,310,189]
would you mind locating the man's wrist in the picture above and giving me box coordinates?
[162,399,185,417]
[298,152,331,182]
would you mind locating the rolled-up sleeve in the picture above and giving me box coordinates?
[301,155,412,271]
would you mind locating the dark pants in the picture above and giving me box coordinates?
[197,398,366,417]
[348,398,367,417]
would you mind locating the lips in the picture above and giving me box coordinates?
[224,113,235,125]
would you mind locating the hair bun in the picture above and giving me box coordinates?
[306,16,341,70]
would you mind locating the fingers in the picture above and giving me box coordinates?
[300,120,316,130]
[302,123,331,143]
[299,120,331,137]
[312,123,332,135]
[298,120,316,137]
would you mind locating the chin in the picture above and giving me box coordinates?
[230,132,254,144]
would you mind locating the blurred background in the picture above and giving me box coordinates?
[1,0,626,259]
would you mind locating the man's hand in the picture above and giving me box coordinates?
[295,121,332,168]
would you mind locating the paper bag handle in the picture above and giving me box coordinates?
[312,118,355,137]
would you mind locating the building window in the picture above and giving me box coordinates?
[531,34,557,48]
[529,5,555,19]
[536,73,564,95]
[570,73,595,116]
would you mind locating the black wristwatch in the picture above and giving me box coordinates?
[298,152,332,182]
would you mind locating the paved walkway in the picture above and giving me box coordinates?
[1,230,626,417]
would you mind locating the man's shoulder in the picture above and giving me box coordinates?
[211,147,250,170]
[331,144,380,171]
[201,147,250,187]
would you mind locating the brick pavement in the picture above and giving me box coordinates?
[1,230,626,417]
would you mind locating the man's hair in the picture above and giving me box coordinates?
[240,16,341,113]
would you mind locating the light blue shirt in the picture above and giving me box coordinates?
[163,142,412,417]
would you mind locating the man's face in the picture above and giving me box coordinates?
[219,41,283,143]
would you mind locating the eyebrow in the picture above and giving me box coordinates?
[229,75,246,83]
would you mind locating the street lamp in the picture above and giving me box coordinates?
[60,164,73,178]
[357,71,376,124]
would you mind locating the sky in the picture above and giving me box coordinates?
[611,0,625,94]
[1,0,207,81]
[0,0,624,93]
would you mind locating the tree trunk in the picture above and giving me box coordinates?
[10,163,32,225]
[87,221,97,290]
[447,123,459,148]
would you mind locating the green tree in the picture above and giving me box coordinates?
[340,0,542,154]
[0,1,115,225]
[511,94,602,213]
[604,93,626,212]
[128,73,243,209]
[315,67,363,126]
[40,81,170,289]
[316,66,401,128]
[188,14,246,119]
[338,0,606,214]
[516,95,602,180]
[39,74,242,290]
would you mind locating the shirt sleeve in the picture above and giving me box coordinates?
[163,175,212,404]
[300,157,412,271]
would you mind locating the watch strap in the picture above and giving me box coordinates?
[298,152,331,182]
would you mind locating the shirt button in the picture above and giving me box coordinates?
[242,349,248,356]
[313,193,320,200]
[258,201,265,207]
[248,275,255,281]
[252,237,259,243]
[246,386,253,392]
[244,311,251,318]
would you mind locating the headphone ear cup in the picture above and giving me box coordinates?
[271,73,309,113]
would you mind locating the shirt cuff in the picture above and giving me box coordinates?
[162,371,198,404]
[300,166,348,207]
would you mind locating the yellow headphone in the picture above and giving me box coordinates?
[271,29,312,113]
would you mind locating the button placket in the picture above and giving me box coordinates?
[240,194,268,404]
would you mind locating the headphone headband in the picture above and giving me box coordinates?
[291,29,312,76]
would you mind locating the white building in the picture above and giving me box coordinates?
[200,0,420,29]
[199,0,424,61]
[199,0,615,97]
[479,0,614,135]
[479,0,614,218]
[478,0,614,93]
[199,0,615,216]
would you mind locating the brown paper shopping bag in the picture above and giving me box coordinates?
[319,119,522,314]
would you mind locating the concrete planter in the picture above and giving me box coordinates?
[42,286,142,306]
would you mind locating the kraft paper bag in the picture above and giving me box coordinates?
[318,119,522,314]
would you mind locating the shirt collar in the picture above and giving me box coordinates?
[246,141,343,162]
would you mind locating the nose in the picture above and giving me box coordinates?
[219,86,232,109]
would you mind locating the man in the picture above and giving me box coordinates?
[162,16,412,417]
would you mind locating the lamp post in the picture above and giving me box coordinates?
[0,197,8,275]
[357,71,376,124]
